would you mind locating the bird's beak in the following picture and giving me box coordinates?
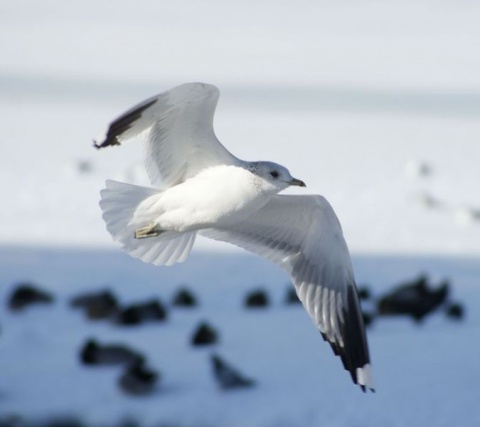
[289,178,306,187]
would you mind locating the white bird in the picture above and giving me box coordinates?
[94,83,374,392]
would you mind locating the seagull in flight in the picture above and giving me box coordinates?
[94,82,374,392]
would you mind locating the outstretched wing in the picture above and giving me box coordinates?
[94,82,238,188]
[200,194,374,391]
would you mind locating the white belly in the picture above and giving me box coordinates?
[136,165,269,232]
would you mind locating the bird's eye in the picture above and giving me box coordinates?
[270,171,279,178]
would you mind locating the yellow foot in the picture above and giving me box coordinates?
[134,222,161,239]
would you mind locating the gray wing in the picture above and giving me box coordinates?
[94,82,238,187]
[200,194,374,391]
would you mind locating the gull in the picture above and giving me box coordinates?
[94,82,374,392]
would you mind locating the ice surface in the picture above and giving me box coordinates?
[0,247,479,426]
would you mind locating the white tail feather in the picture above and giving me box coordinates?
[99,180,196,266]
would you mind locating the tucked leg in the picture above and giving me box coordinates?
[134,222,161,239]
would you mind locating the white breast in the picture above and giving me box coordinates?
[145,165,270,232]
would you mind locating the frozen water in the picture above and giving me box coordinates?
[0,247,479,426]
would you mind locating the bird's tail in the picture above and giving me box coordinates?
[99,180,196,266]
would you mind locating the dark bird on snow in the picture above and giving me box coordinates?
[244,288,269,308]
[445,302,465,321]
[172,287,198,307]
[8,283,54,311]
[284,285,301,305]
[191,321,219,346]
[80,338,144,366]
[115,299,167,326]
[118,358,159,396]
[377,274,449,322]
[70,288,118,320]
[210,354,255,390]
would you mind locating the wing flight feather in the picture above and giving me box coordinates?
[94,82,238,187]
[200,194,374,391]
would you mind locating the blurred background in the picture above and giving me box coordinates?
[1,1,479,426]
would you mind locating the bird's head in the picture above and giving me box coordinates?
[249,161,306,193]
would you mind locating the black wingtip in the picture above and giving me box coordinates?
[92,97,157,150]
[320,284,374,392]
[92,137,121,150]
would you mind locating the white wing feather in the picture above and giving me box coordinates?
[95,83,373,391]
[200,194,374,391]
[94,82,238,187]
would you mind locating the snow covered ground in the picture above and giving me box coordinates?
[1,0,480,425]
[0,247,479,427]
